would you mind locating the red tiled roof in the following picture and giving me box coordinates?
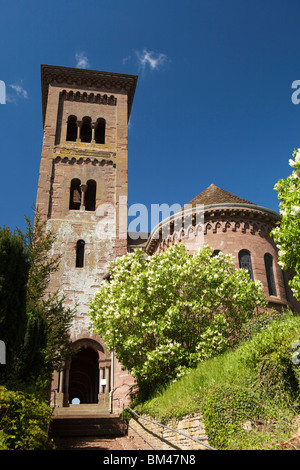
[185,184,255,207]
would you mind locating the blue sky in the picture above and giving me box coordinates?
[1,0,300,232]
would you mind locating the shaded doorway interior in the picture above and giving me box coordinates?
[68,347,99,404]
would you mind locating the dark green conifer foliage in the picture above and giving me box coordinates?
[0,227,29,383]
[0,208,75,392]
[19,209,75,389]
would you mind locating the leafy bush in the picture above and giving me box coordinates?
[89,243,266,398]
[238,313,300,403]
[201,314,300,449]
[0,386,54,450]
[240,308,285,343]
[271,147,300,300]
[201,384,270,449]
[135,313,300,449]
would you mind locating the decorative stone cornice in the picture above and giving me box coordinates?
[203,203,280,224]
[41,64,138,126]
[54,145,116,160]
[145,203,280,255]
[53,154,116,168]
[61,89,117,106]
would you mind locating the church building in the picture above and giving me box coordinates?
[36,64,299,413]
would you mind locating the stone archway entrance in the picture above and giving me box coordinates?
[69,347,99,404]
[53,337,112,409]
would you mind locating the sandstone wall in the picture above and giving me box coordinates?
[127,413,211,451]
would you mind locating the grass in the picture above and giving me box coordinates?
[137,347,255,421]
[135,312,300,449]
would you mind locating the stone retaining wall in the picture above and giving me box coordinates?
[127,413,210,450]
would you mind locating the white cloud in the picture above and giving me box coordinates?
[75,51,90,69]
[6,82,28,103]
[135,49,168,72]
[122,55,132,65]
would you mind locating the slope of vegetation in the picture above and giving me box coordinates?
[135,311,300,450]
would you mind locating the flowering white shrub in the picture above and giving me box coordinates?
[89,244,266,395]
[271,148,300,300]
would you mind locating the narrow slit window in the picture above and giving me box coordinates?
[239,250,253,279]
[76,240,85,268]
[85,180,97,211]
[66,115,77,142]
[95,118,106,144]
[80,117,92,143]
[69,179,81,210]
[264,253,277,296]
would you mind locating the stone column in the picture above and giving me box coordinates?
[59,370,63,393]
[99,367,104,394]
[76,120,82,142]
[63,366,70,406]
[55,370,65,407]
[91,122,96,143]
[106,366,110,392]
[80,184,87,211]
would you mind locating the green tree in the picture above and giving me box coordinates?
[0,210,74,392]
[89,244,267,398]
[271,148,300,300]
[17,209,75,391]
[0,227,29,383]
[24,209,61,310]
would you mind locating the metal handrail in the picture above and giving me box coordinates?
[127,420,156,450]
[125,406,216,451]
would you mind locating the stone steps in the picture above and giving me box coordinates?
[50,416,125,437]
[50,405,125,438]
[53,404,110,417]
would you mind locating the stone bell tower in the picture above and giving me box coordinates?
[36,64,137,410]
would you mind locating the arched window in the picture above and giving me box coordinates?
[95,118,106,144]
[239,250,253,279]
[85,180,97,211]
[69,179,81,210]
[66,115,77,142]
[80,116,92,143]
[264,253,277,296]
[76,240,85,268]
[212,249,221,257]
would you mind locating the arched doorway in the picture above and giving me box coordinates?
[53,338,112,408]
[68,347,99,404]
